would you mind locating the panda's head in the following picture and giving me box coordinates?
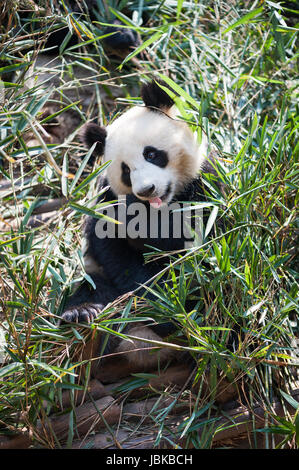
[82,80,207,208]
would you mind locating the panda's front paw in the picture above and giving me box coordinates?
[61,303,103,324]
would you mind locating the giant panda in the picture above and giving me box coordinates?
[61,79,223,374]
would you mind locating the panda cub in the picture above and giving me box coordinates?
[61,79,220,370]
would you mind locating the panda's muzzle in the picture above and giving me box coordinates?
[135,183,172,209]
[137,182,172,200]
[136,184,155,198]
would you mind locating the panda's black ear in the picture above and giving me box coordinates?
[141,79,175,111]
[81,123,107,156]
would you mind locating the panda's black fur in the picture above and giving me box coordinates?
[61,80,223,370]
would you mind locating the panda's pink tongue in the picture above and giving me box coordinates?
[149,197,162,209]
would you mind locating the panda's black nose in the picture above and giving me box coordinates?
[137,184,155,198]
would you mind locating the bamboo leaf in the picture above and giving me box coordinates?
[120,31,163,68]
[223,7,264,34]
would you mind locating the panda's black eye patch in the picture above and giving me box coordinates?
[143,146,168,168]
[121,162,132,187]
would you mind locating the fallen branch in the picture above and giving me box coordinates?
[71,429,157,449]
[123,396,191,421]
[0,434,31,449]
[207,387,299,444]
[0,178,49,196]
[38,395,121,441]
[0,210,59,231]
[0,198,69,231]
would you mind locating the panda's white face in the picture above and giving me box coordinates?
[103,106,207,207]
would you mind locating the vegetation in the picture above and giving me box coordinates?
[0,0,298,449]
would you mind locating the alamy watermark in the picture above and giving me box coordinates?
[0,326,6,364]
[0,80,4,105]
[94,196,204,249]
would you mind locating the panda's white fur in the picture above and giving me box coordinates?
[102,105,208,204]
